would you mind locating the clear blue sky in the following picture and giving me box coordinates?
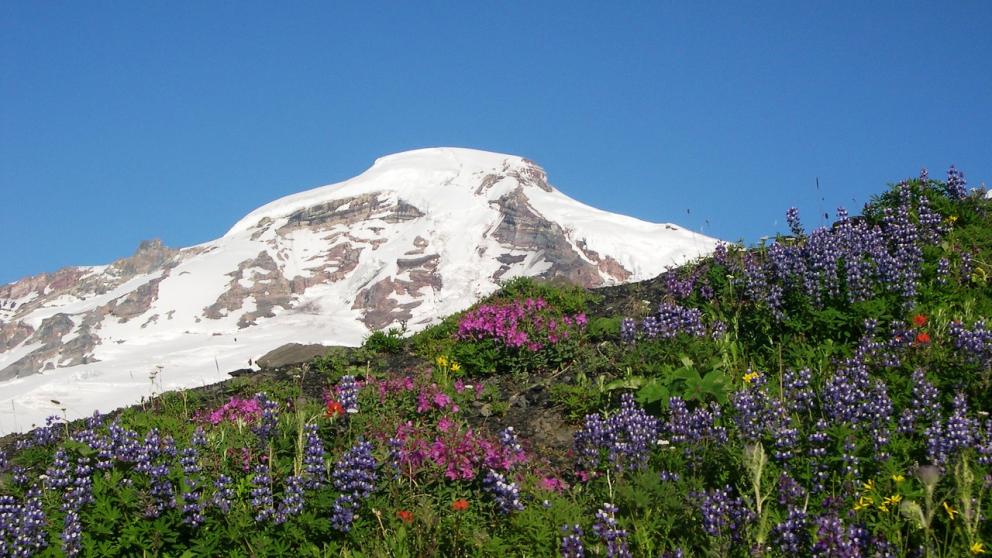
[2,2,990,285]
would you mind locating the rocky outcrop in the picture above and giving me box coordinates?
[0,322,33,352]
[277,193,424,234]
[203,251,296,328]
[490,187,631,287]
[109,277,166,321]
[257,343,335,369]
[108,239,177,277]
[0,313,99,381]
[353,254,443,329]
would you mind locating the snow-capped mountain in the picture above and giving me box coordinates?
[0,147,719,434]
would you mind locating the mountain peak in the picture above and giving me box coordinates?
[0,148,718,434]
[226,147,552,237]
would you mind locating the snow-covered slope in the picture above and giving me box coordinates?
[0,147,719,435]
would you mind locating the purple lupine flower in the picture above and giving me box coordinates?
[976,419,992,466]
[949,320,992,368]
[592,503,631,558]
[386,436,403,480]
[620,318,637,343]
[61,510,82,557]
[330,494,357,532]
[303,424,326,489]
[777,473,807,507]
[330,439,378,532]
[250,462,275,522]
[960,252,974,284]
[696,485,754,543]
[147,463,176,517]
[211,475,235,513]
[783,368,814,413]
[108,420,141,463]
[927,393,978,465]
[180,445,204,527]
[573,393,659,473]
[561,524,585,558]
[946,165,967,199]
[822,359,893,458]
[811,514,861,557]
[898,369,940,433]
[45,449,72,491]
[483,469,524,514]
[786,207,804,237]
[658,470,681,482]
[772,507,810,554]
[275,475,305,524]
[498,426,524,456]
[336,375,360,414]
[808,419,831,493]
[11,466,28,487]
[252,393,280,444]
[0,485,48,557]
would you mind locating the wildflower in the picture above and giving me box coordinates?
[862,479,875,492]
[483,469,525,514]
[943,501,959,520]
[743,371,761,384]
[561,524,585,558]
[451,498,469,511]
[971,541,987,555]
[336,375,360,413]
[853,496,874,511]
[913,314,928,327]
[891,474,905,483]
[436,355,448,368]
[396,509,413,524]
[450,362,461,373]
[916,332,931,345]
[883,495,902,506]
[325,400,344,418]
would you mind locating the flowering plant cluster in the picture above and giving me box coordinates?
[453,297,587,375]
[200,395,261,425]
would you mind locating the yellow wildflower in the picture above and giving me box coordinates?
[436,355,448,368]
[971,541,986,555]
[862,479,875,492]
[854,496,873,511]
[891,474,905,484]
[743,371,760,384]
[451,362,461,373]
[877,503,889,512]
[883,494,902,507]
[944,501,959,520]
[949,215,958,224]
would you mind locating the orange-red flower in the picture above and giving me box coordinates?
[913,314,928,327]
[396,510,414,524]
[451,498,470,511]
[325,400,344,418]
[916,332,931,345]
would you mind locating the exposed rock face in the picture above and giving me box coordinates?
[277,193,424,234]
[257,343,335,369]
[490,187,630,287]
[353,253,442,329]
[0,313,99,382]
[0,322,34,352]
[203,251,296,328]
[109,277,166,321]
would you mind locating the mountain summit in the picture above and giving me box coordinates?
[0,147,718,434]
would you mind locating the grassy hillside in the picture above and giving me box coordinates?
[2,168,990,557]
